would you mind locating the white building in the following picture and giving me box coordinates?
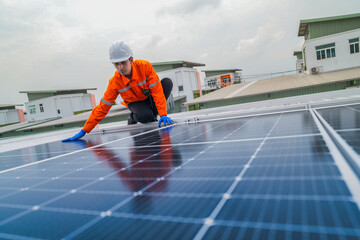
[20,89,97,122]
[152,61,205,112]
[0,104,25,126]
[203,69,242,90]
[297,13,360,74]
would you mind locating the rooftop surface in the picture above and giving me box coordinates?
[0,92,359,239]
[187,67,360,105]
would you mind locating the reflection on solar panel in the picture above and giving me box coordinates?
[0,101,360,240]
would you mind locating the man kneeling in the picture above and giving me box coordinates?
[63,40,173,142]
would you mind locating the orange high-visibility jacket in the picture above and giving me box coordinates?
[83,60,167,133]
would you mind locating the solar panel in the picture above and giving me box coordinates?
[317,103,360,154]
[0,101,360,240]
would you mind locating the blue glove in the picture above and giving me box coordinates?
[158,115,173,127]
[62,129,86,142]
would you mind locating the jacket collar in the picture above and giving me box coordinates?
[116,62,140,86]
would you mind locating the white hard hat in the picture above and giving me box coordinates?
[109,40,133,63]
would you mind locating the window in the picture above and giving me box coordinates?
[316,43,336,60]
[39,104,44,112]
[222,77,231,84]
[349,38,359,54]
[178,86,184,92]
[29,105,36,115]
[207,79,217,87]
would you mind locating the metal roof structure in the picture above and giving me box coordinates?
[151,60,205,73]
[298,12,360,37]
[187,67,360,105]
[0,104,22,110]
[19,88,98,102]
[19,88,97,94]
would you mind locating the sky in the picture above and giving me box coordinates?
[1,0,359,106]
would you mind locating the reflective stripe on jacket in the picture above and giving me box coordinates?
[83,59,167,133]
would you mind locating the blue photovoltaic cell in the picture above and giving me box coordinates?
[32,178,98,191]
[233,178,351,196]
[317,104,360,154]
[337,131,360,153]
[269,111,319,136]
[0,140,91,171]
[216,198,360,228]
[0,210,95,239]
[0,109,360,239]
[147,179,234,194]
[0,207,24,222]
[74,217,202,240]
[204,225,360,240]
[47,192,130,211]
[115,195,221,218]
[81,179,152,193]
[0,190,64,206]
[317,104,360,130]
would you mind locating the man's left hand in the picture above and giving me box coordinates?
[158,115,173,127]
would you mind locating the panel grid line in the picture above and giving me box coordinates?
[0,125,176,175]
[62,118,249,239]
[1,103,360,239]
[193,113,283,240]
[310,108,360,210]
[0,123,207,228]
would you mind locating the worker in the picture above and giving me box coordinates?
[62,40,173,142]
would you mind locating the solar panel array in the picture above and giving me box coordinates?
[0,102,359,240]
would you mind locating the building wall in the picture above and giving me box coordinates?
[24,93,94,122]
[157,67,199,103]
[303,29,360,74]
[0,109,20,125]
[25,97,58,122]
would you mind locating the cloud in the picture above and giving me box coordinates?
[0,0,86,55]
[158,0,221,16]
[1,0,360,106]
[236,23,285,58]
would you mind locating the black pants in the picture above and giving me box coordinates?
[128,78,173,123]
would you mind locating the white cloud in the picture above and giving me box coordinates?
[158,0,221,16]
[236,23,285,58]
[1,0,360,105]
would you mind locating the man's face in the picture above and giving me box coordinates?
[113,57,133,76]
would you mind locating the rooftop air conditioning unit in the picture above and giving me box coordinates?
[311,67,319,74]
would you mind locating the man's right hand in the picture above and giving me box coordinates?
[62,129,86,142]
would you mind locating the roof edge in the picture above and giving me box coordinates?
[298,12,360,37]
[151,60,205,67]
[19,88,97,94]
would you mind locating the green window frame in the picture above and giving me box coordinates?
[316,43,336,60]
[349,38,359,54]
[29,105,36,115]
